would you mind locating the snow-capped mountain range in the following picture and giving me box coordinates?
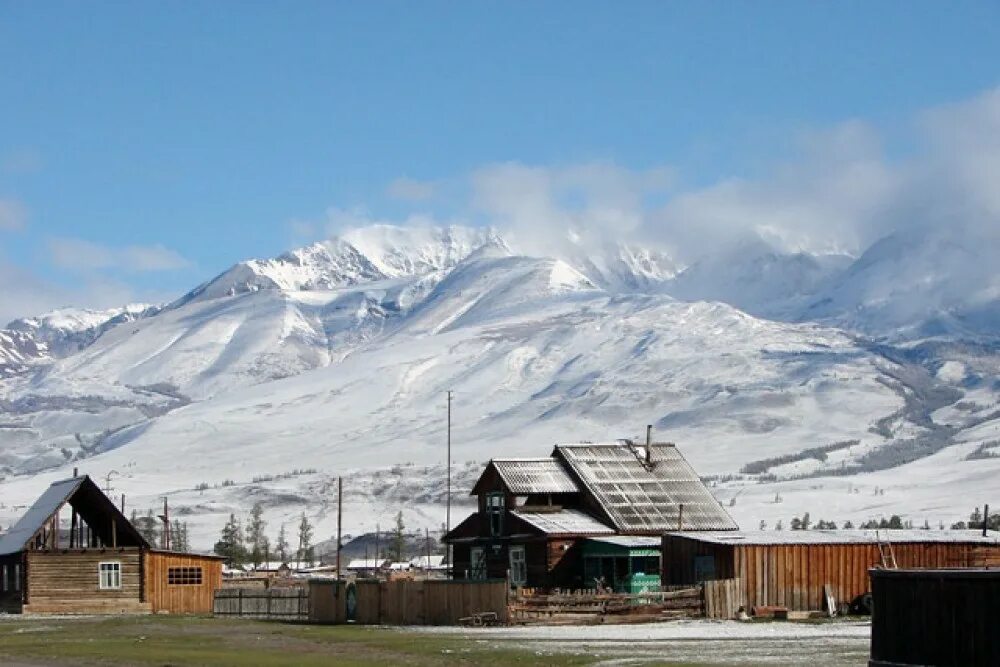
[1,224,998,549]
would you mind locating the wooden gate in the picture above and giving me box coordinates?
[703,578,744,619]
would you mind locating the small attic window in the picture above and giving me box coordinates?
[486,492,504,536]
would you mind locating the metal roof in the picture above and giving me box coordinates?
[586,536,661,548]
[553,442,738,533]
[488,458,580,495]
[665,530,1000,546]
[0,475,149,556]
[511,509,614,536]
[0,476,86,555]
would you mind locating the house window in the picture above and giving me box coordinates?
[13,564,20,592]
[99,562,122,590]
[2,564,7,592]
[486,492,505,536]
[470,547,487,580]
[509,545,527,587]
[167,566,203,585]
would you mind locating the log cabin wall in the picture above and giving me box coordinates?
[22,550,150,614]
[144,552,224,614]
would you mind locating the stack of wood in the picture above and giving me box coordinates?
[508,586,703,625]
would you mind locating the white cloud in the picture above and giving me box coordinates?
[469,161,674,255]
[0,256,151,325]
[307,87,1000,273]
[47,237,191,272]
[386,177,436,202]
[0,199,28,230]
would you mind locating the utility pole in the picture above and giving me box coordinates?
[336,477,343,579]
[446,390,452,577]
[104,470,119,496]
[157,497,170,551]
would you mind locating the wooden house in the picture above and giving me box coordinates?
[444,441,736,590]
[0,474,223,614]
[661,529,1000,612]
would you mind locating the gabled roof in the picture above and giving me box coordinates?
[0,475,149,555]
[553,442,737,533]
[470,458,579,495]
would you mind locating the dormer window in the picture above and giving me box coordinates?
[486,492,504,536]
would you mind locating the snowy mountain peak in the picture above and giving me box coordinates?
[176,225,509,306]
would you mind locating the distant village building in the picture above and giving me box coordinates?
[444,441,736,590]
[345,558,390,578]
[0,474,223,614]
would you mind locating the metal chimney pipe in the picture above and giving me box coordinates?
[645,425,653,464]
[73,467,78,478]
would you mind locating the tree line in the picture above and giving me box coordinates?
[213,502,315,567]
[130,508,191,551]
[759,504,997,531]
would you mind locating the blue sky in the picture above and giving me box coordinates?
[1,2,999,320]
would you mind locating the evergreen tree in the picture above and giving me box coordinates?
[842,520,854,529]
[297,513,313,565]
[132,508,160,546]
[171,520,190,552]
[246,502,267,567]
[213,513,248,565]
[392,511,406,562]
[275,524,289,562]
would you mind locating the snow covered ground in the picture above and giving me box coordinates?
[410,620,871,666]
[0,224,997,550]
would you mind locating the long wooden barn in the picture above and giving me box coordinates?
[661,529,1000,612]
[0,474,223,614]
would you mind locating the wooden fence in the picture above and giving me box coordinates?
[353,579,509,625]
[703,578,744,619]
[509,586,704,625]
[216,578,744,625]
[213,588,309,621]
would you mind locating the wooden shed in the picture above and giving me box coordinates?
[145,550,225,614]
[662,529,1000,612]
[869,568,1000,666]
[0,474,223,615]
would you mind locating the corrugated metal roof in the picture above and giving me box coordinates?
[586,536,661,548]
[665,530,1000,546]
[554,442,738,533]
[511,509,614,535]
[0,476,84,555]
[492,458,579,494]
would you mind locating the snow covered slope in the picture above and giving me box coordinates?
[0,224,997,550]
[0,305,159,377]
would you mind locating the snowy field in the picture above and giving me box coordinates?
[410,620,872,666]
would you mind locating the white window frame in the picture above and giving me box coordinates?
[469,547,487,580]
[509,545,527,587]
[98,561,122,590]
